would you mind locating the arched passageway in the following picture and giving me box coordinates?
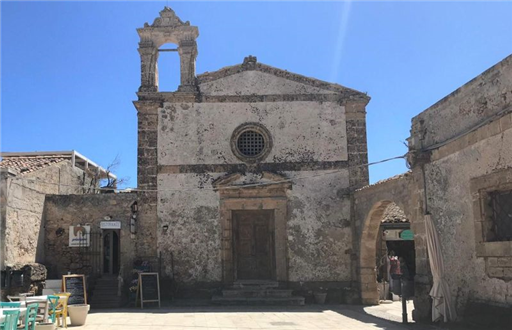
[354,173,432,321]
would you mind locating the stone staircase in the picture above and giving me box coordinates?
[212,280,305,306]
[89,276,123,309]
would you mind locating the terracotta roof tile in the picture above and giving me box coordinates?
[381,203,409,223]
[0,156,67,175]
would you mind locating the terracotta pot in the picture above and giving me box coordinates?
[314,292,327,304]
[68,304,90,326]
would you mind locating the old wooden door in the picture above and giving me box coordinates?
[234,210,275,280]
[103,230,120,275]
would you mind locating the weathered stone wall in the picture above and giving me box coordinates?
[285,170,352,283]
[407,54,512,318]
[157,172,222,284]
[410,54,512,150]
[134,101,159,260]
[158,101,348,166]
[0,169,14,270]
[157,171,353,283]
[3,161,89,266]
[43,193,137,280]
[423,121,512,312]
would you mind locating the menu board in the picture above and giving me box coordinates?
[62,274,87,305]
[137,273,160,309]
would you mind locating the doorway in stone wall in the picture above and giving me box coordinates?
[377,203,415,302]
[233,210,275,281]
[360,200,417,322]
[102,230,120,276]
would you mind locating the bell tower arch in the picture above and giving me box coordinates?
[137,6,199,93]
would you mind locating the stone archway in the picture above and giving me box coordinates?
[359,200,395,304]
[354,172,432,321]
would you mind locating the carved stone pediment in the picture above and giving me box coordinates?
[212,171,291,191]
[149,6,190,28]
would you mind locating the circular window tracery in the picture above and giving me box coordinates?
[231,123,272,163]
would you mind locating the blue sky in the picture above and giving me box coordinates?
[2,1,511,188]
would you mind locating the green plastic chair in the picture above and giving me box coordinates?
[0,302,20,308]
[1,309,20,330]
[46,295,59,323]
[24,303,38,330]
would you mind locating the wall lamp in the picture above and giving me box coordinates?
[130,201,138,235]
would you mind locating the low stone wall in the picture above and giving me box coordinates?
[1,263,46,301]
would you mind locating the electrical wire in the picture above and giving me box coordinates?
[7,153,408,192]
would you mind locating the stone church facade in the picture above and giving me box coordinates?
[3,6,511,322]
[134,7,370,301]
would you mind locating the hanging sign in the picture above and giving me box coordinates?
[136,273,161,309]
[400,229,414,240]
[69,225,90,247]
[100,221,121,229]
[62,274,87,305]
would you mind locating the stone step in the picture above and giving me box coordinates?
[91,298,121,305]
[231,280,279,289]
[212,296,305,306]
[222,289,292,298]
[93,284,118,292]
[90,303,122,309]
[90,297,122,306]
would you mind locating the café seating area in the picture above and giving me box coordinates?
[0,293,70,330]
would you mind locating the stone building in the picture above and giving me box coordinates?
[0,151,115,297]
[3,6,510,323]
[354,54,512,324]
[133,7,370,302]
[0,151,115,268]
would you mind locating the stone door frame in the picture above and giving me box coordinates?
[215,174,290,285]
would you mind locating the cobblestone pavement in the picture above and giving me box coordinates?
[74,304,438,330]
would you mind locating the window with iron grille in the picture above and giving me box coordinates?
[237,130,265,157]
[489,190,512,241]
[231,123,272,163]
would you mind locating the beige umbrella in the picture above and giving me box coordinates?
[425,214,457,322]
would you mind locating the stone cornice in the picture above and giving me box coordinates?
[136,92,367,104]
[197,60,370,103]
[158,161,349,174]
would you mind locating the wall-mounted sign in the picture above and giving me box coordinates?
[69,225,90,247]
[383,229,401,241]
[383,229,414,241]
[400,229,414,240]
[100,221,121,229]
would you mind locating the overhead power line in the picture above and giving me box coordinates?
[8,153,408,193]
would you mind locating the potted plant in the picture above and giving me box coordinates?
[314,289,328,304]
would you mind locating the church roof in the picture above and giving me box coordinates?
[197,56,370,102]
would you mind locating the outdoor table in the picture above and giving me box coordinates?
[0,307,27,323]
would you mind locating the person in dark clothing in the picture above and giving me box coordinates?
[399,257,410,280]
